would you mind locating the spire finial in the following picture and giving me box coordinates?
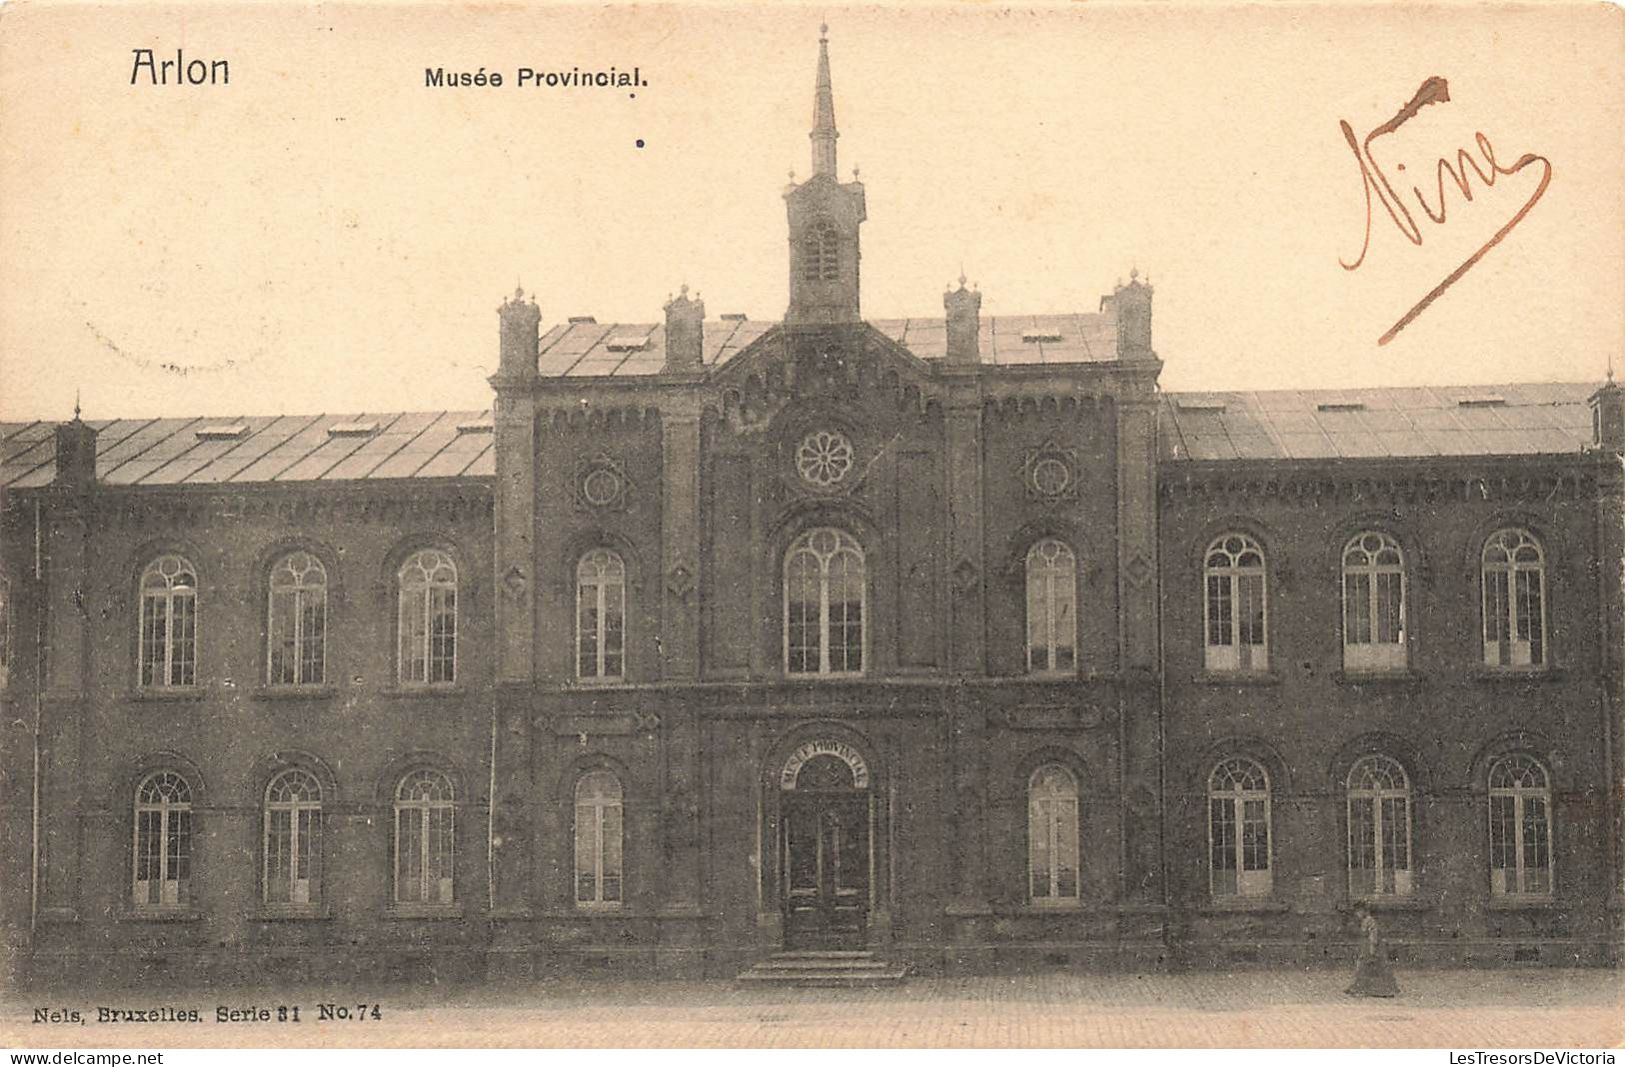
[810,23,839,177]
[820,20,828,40]
[73,388,81,421]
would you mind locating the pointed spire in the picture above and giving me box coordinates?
[810,24,838,178]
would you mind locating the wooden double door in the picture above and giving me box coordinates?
[782,791,870,949]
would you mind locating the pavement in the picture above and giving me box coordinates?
[4,969,1622,1048]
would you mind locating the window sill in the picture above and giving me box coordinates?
[1015,901,1086,915]
[119,907,203,923]
[1192,670,1281,687]
[1200,898,1290,915]
[1332,669,1422,687]
[381,685,466,699]
[1472,667,1565,685]
[129,687,206,703]
[383,902,465,920]
[252,685,338,702]
[256,904,332,921]
[1488,896,1561,911]
[1343,896,1436,912]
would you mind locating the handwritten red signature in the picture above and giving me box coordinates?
[1339,76,1553,346]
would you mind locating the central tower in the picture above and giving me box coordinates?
[784,26,867,325]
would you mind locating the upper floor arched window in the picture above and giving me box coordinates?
[1488,754,1553,898]
[1204,533,1267,672]
[1028,765,1080,904]
[784,528,865,676]
[263,768,322,906]
[268,551,327,686]
[1347,755,1412,898]
[398,549,456,685]
[140,555,198,688]
[1341,532,1406,671]
[1025,540,1077,675]
[133,769,193,908]
[1208,757,1272,898]
[576,549,626,682]
[574,770,624,908]
[1482,529,1547,668]
[802,220,840,282]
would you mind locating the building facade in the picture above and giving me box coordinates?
[2,35,1622,984]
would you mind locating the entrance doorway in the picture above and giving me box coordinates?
[780,750,871,950]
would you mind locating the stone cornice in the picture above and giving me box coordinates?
[1160,455,1605,506]
[6,478,494,527]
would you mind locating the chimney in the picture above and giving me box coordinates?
[53,406,98,489]
[944,277,981,365]
[1591,376,1624,452]
[1102,269,1154,360]
[497,287,541,379]
[664,285,705,371]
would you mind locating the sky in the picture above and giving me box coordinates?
[1,1,1621,420]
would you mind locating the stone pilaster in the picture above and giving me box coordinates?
[1116,393,1165,904]
[40,496,90,919]
[943,380,986,674]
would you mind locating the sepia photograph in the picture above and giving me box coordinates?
[0,0,1621,1051]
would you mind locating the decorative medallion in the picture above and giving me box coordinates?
[951,556,981,595]
[795,429,854,488]
[501,564,528,601]
[574,452,633,511]
[1124,552,1153,587]
[666,561,695,602]
[1021,442,1079,502]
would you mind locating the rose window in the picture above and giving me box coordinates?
[796,430,854,488]
[581,467,624,507]
[1032,456,1072,497]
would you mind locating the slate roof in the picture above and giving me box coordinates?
[534,313,1120,376]
[1158,382,1597,462]
[0,411,494,490]
[0,383,1601,490]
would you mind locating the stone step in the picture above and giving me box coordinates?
[736,951,909,985]
[736,964,909,986]
[750,958,894,972]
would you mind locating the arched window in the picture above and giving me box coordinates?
[133,770,192,908]
[574,771,624,908]
[1482,529,1547,668]
[139,555,198,688]
[268,551,327,686]
[0,571,10,691]
[1208,757,1272,897]
[1204,533,1267,672]
[802,220,840,282]
[1489,754,1553,898]
[1347,756,1411,898]
[1341,532,1406,671]
[393,769,455,905]
[398,549,457,685]
[1026,540,1077,675]
[1028,765,1080,904]
[576,550,626,681]
[263,769,322,906]
[784,528,865,676]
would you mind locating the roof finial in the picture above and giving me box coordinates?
[1609,351,1616,384]
[958,265,967,288]
[810,23,839,178]
[73,388,81,421]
